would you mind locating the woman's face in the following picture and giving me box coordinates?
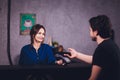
[34,28,45,43]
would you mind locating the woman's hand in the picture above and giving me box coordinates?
[55,59,63,65]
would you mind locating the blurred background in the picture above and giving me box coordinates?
[0,0,120,65]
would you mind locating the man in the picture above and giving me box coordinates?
[65,15,120,80]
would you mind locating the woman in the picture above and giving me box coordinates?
[19,24,63,65]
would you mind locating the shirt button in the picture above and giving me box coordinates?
[37,57,39,60]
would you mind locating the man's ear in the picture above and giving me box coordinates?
[94,30,98,36]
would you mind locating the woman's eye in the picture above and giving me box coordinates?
[38,32,41,34]
[43,33,45,36]
[38,32,45,36]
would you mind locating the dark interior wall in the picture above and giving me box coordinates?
[0,0,120,65]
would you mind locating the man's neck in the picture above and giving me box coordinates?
[96,36,109,45]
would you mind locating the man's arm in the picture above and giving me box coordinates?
[64,48,92,64]
[89,65,101,80]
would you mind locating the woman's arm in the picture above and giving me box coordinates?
[47,45,63,65]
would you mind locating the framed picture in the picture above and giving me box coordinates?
[20,13,36,35]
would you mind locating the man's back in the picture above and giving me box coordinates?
[93,39,120,80]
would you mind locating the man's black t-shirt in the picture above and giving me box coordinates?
[92,39,120,80]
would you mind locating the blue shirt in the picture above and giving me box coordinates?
[19,43,56,65]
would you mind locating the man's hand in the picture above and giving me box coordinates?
[64,48,78,58]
